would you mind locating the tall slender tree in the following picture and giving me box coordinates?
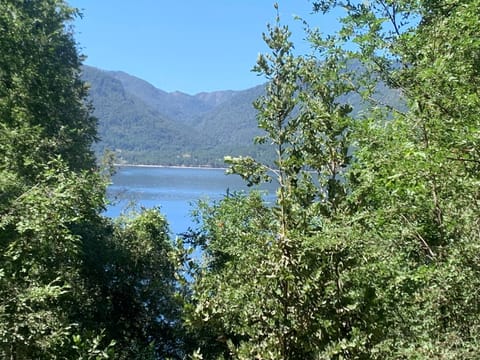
[185,6,364,359]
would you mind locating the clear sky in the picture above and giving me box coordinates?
[69,1,341,95]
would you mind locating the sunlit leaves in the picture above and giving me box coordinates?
[0,158,109,358]
[187,1,480,359]
[186,6,363,358]
[0,1,105,357]
[313,0,480,357]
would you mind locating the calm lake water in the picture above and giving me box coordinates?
[106,166,276,236]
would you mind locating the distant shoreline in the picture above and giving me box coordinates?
[114,163,228,170]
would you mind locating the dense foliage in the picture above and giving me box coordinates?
[0,1,181,358]
[1,0,479,358]
[182,0,480,359]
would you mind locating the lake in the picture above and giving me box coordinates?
[106,166,276,236]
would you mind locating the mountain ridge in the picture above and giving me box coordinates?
[82,65,269,167]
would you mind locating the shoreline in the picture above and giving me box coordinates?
[114,163,228,170]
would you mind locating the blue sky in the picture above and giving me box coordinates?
[69,1,341,95]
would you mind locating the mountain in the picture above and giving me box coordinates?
[108,70,223,123]
[82,65,402,167]
[82,65,268,167]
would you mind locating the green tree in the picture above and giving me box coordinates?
[0,1,182,358]
[0,0,105,357]
[80,208,183,359]
[0,0,97,177]
[185,7,366,359]
[313,0,480,357]
[186,0,480,358]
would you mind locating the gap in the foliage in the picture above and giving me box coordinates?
[105,165,277,236]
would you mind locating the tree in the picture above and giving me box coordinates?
[0,2,186,358]
[312,0,480,357]
[184,7,366,359]
[0,159,114,359]
[0,1,105,357]
[80,208,184,360]
[0,0,97,177]
[186,0,480,358]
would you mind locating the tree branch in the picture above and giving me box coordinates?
[400,214,436,260]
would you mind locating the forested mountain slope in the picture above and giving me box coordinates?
[82,65,268,166]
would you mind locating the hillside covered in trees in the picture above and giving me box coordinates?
[82,66,272,167]
[1,0,480,359]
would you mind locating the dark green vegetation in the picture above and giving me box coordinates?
[1,0,480,359]
[0,1,181,358]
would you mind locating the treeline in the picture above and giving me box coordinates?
[1,0,480,359]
